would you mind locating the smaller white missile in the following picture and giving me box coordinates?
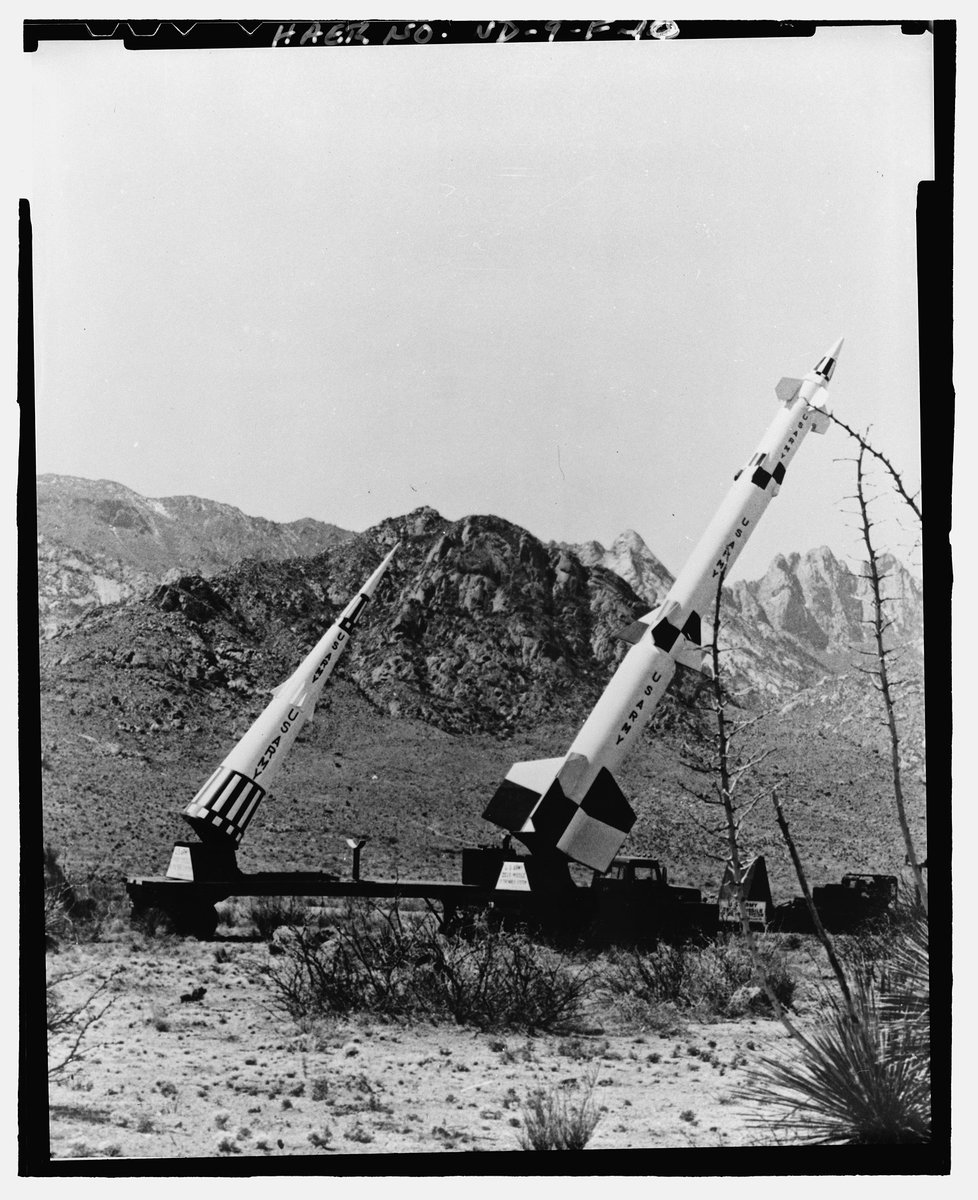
[183,545,398,847]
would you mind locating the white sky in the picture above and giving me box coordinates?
[27,25,933,581]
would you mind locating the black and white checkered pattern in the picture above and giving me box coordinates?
[484,765,635,873]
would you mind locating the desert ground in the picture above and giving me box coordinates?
[42,906,839,1164]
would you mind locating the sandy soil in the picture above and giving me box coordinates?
[43,928,809,1163]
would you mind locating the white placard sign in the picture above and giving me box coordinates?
[495,861,531,891]
[166,845,195,880]
[719,900,768,925]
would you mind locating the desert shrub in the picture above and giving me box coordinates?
[605,935,795,1019]
[751,911,929,1143]
[44,844,80,948]
[250,896,308,940]
[44,845,126,944]
[518,1075,600,1150]
[262,899,592,1032]
[130,905,179,940]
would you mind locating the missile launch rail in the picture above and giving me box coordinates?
[124,845,898,942]
[124,847,723,942]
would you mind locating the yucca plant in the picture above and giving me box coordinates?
[518,1074,600,1150]
[750,911,930,1144]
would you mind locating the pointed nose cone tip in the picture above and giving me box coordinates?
[362,544,398,594]
[814,337,844,381]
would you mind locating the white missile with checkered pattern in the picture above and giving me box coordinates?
[182,545,398,847]
[484,340,843,873]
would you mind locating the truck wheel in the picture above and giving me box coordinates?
[170,905,219,940]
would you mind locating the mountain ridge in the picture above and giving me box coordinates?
[37,505,926,890]
[37,473,354,634]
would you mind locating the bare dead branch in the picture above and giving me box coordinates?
[47,966,124,1078]
[826,410,923,523]
[770,790,855,1014]
[855,445,928,913]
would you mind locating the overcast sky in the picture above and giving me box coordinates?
[28,25,933,581]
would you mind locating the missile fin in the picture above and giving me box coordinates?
[775,376,803,405]
[505,757,566,795]
[616,618,649,645]
[555,752,590,797]
[675,642,712,675]
[681,611,702,645]
[483,775,544,832]
[807,406,829,434]
[556,768,636,872]
[530,779,581,843]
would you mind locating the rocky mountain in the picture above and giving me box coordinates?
[36,507,927,888]
[729,546,923,662]
[573,530,674,610]
[571,530,923,679]
[36,475,354,635]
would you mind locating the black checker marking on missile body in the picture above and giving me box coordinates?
[651,618,681,651]
[579,768,636,833]
[531,779,580,843]
[751,460,787,490]
[483,779,538,831]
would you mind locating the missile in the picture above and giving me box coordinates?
[483,339,844,873]
[182,545,398,848]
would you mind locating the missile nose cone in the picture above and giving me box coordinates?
[814,337,844,382]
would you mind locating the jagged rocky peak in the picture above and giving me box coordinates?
[570,527,674,607]
[371,505,448,543]
[740,544,923,658]
[611,528,649,553]
[574,538,606,562]
[751,553,830,649]
[407,513,569,618]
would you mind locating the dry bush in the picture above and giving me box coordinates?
[44,844,126,945]
[605,935,795,1021]
[249,895,308,940]
[262,899,593,1032]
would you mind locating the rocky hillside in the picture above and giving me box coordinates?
[37,507,926,889]
[36,474,353,635]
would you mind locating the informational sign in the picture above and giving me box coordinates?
[719,899,768,925]
[495,861,531,891]
[166,845,194,881]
